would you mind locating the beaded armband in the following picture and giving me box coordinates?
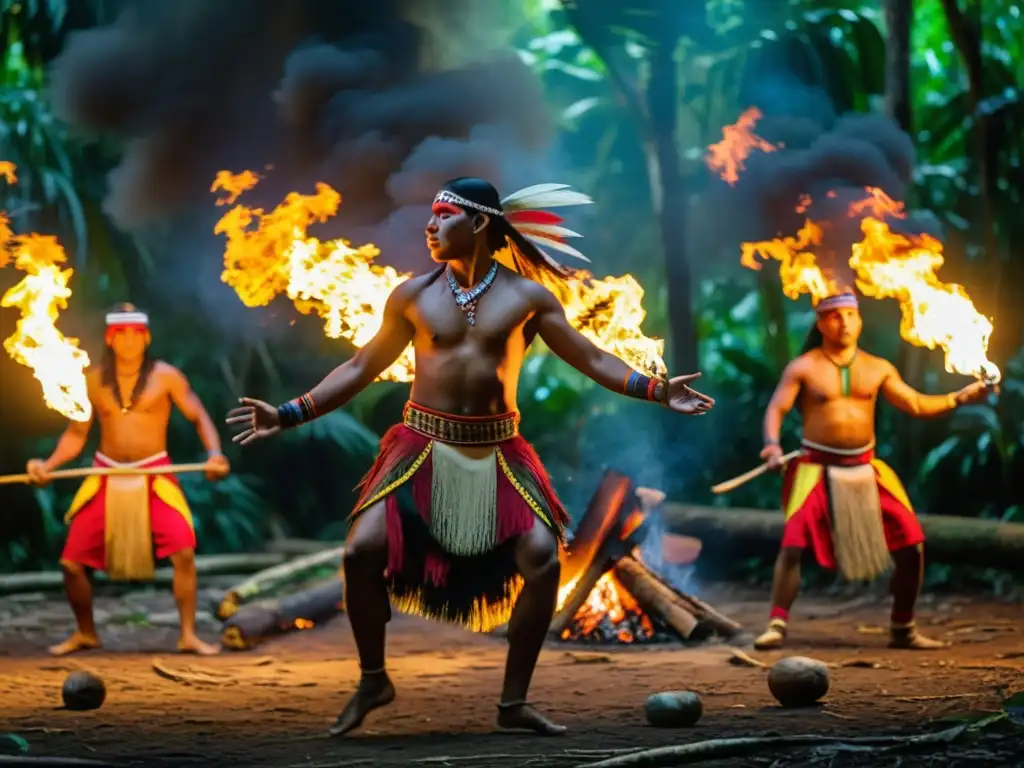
[277,392,318,429]
[623,371,667,405]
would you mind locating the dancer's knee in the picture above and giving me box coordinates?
[344,501,388,572]
[515,523,560,584]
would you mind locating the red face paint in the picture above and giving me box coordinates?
[431,201,463,217]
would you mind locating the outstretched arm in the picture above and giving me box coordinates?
[532,288,713,414]
[880,363,989,416]
[228,283,416,444]
[167,366,224,458]
[301,284,415,416]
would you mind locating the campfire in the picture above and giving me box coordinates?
[550,471,742,645]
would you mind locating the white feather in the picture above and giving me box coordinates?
[502,184,594,211]
[514,223,584,239]
[501,183,571,205]
[523,233,591,262]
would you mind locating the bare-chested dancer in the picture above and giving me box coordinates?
[754,292,992,651]
[227,177,715,736]
[27,304,230,656]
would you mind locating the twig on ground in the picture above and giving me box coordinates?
[150,660,234,686]
[286,749,638,768]
[895,693,983,702]
[0,758,116,766]
[729,650,767,668]
[581,713,1007,767]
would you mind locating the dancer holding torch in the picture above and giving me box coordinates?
[25,304,230,656]
[749,292,993,651]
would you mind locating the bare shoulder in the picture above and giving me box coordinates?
[507,270,560,312]
[390,270,443,310]
[857,350,897,377]
[784,352,816,379]
[152,360,188,388]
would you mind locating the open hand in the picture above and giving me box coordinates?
[205,453,231,481]
[955,380,997,406]
[226,398,281,446]
[25,459,51,487]
[665,372,715,416]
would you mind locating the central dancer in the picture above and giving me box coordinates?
[227,177,715,736]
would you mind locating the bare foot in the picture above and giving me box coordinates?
[49,632,101,656]
[177,634,221,656]
[328,674,397,737]
[754,621,787,651]
[497,703,567,736]
[889,628,948,650]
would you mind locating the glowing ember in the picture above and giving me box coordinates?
[213,171,666,380]
[739,185,999,382]
[559,572,656,644]
[293,618,314,630]
[0,163,91,421]
[705,107,779,185]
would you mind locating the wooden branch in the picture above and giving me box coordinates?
[0,462,211,486]
[263,538,343,556]
[0,553,287,595]
[0,758,116,767]
[612,555,703,640]
[216,546,344,619]
[583,714,1005,767]
[660,504,1024,574]
[550,555,610,636]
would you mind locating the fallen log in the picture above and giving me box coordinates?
[216,546,344,619]
[660,504,1024,574]
[220,576,345,651]
[0,553,288,595]
[264,538,343,556]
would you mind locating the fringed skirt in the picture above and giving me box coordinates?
[350,403,569,632]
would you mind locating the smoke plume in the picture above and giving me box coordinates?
[719,74,938,288]
[50,0,553,283]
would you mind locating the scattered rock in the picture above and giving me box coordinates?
[768,656,830,708]
[644,690,703,727]
[62,671,106,711]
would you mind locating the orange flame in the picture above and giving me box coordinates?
[0,164,91,421]
[213,171,667,381]
[558,572,651,643]
[741,186,999,381]
[293,618,314,630]
[705,108,778,185]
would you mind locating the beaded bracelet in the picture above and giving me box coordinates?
[623,371,667,404]
[277,392,318,429]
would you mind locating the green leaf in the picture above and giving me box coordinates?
[0,733,29,755]
[918,435,960,478]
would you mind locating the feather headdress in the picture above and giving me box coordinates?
[433,177,594,284]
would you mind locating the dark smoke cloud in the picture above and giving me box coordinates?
[49,0,555,298]
[714,74,939,288]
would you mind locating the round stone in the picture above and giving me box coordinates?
[62,671,106,711]
[767,656,830,708]
[644,690,703,727]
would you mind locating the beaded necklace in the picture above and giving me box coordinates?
[445,262,499,326]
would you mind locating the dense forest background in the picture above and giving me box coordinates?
[0,0,1021,585]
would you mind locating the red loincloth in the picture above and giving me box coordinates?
[61,452,195,574]
[780,443,924,571]
[350,403,569,632]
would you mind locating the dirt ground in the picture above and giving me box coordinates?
[0,583,1022,768]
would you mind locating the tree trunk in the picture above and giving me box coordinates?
[939,0,1007,355]
[883,0,927,471]
[646,41,698,374]
[659,504,1024,574]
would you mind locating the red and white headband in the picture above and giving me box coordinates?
[105,310,149,328]
[433,183,594,265]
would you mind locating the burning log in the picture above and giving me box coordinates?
[612,555,709,641]
[220,577,344,651]
[549,470,742,644]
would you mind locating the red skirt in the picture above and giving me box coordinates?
[350,418,568,633]
[781,444,924,570]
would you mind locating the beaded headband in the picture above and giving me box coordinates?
[105,311,149,327]
[433,190,504,217]
[814,293,859,313]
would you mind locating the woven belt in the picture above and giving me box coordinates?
[402,402,519,445]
